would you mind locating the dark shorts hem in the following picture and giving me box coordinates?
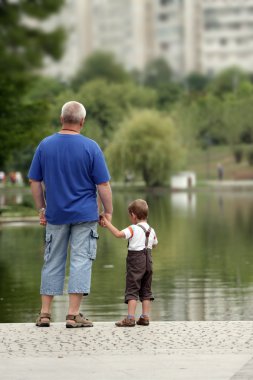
[124,297,138,304]
[124,296,154,304]
[140,296,155,302]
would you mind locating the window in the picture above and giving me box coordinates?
[159,13,169,21]
[160,42,170,51]
[205,21,220,30]
[160,0,173,6]
[220,38,227,46]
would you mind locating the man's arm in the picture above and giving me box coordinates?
[97,182,113,223]
[29,180,46,225]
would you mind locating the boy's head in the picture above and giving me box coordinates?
[128,199,148,221]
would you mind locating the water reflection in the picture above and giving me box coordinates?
[171,192,196,215]
[1,190,253,322]
[0,187,37,208]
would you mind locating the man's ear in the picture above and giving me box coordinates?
[80,118,85,127]
[60,116,64,125]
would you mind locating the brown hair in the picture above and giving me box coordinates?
[128,199,148,220]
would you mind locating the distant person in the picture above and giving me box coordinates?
[217,163,224,181]
[15,172,23,186]
[101,199,158,327]
[28,101,113,328]
[9,172,16,184]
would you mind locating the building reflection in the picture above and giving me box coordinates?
[171,192,196,215]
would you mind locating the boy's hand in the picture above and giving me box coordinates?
[99,213,112,227]
[103,213,112,223]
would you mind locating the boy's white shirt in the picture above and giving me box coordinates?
[121,222,158,251]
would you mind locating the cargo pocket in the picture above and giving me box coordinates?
[44,233,52,261]
[147,253,153,272]
[89,229,99,260]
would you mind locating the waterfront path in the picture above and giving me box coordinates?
[1,321,253,379]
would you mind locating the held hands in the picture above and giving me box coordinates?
[99,213,111,228]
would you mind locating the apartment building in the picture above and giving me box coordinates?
[40,0,91,78]
[40,0,253,78]
[38,0,153,77]
[89,0,154,71]
[200,0,253,75]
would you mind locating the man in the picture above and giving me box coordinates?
[28,101,113,328]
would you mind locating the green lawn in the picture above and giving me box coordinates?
[187,145,253,180]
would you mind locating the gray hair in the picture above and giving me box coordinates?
[61,101,86,124]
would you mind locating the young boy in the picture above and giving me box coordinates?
[101,199,158,327]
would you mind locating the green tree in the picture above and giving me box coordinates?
[142,58,183,110]
[174,94,226,147]
[0,0,65,169]
[142,58,172,87]
[105,110,186,186]
[222,91,253,161]
[185,72,209,93]
[50,79,157,148]
[207,67,249,98]
[72,51,131,89]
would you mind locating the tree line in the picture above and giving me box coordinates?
[1,1,253,186]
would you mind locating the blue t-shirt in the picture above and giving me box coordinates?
[28,133,110,224]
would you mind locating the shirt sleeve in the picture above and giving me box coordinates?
[28,146,43,181]
[121,226,134,240]
[152,229,158,246]
[91,145,111,185]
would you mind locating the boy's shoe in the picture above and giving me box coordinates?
[115,317,135,327]
[136,316,149,326]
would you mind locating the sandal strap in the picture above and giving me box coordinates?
[66,313,85,321]
[38,312,51,320]
[66,314,76,321]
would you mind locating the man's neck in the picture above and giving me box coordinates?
[60,124,81,134]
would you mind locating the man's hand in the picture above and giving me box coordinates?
[30,180,47,226]
[99,214,125,238]
[99,212,112,227]
[39,208,47,226]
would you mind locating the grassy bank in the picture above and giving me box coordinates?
[187,145,253,180]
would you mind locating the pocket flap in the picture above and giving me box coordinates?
[45,233,52,243]
[90,230,99,239]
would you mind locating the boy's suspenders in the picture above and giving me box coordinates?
[137,224,152,253]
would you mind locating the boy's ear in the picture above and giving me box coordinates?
[131,212,137,220]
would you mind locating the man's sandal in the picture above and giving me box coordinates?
[35,312,51,327]
[66,313,93,328]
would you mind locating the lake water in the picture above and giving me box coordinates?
[1,189,253,323]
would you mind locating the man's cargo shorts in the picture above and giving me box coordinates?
[40,222,98,296]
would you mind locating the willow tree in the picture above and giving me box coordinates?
[105,110,186,187]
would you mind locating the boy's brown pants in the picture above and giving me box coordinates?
[125,249,154,304]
